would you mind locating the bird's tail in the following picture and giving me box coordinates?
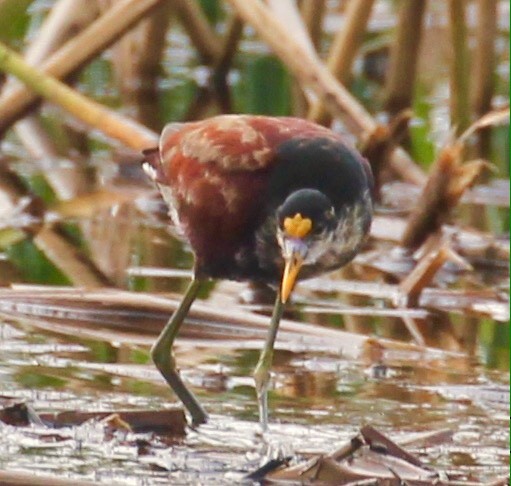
[141,147,165,183]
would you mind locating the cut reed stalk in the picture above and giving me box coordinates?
[383,0,426,115]
[471,0,498,157]
[300,0,327,52]
[108,0,172,97]
[308,0,375,125]
[212,14,244,112]
[213,15,244,81]
[225,0,426,185]
[227,0,373,131]
[360,109,412,197]
[449,0,471,134]
[172,0,222,63]
[398,239,466,308]
[401,142,487,249]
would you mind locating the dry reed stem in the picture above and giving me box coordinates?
[459,106,510,143]
[22,0,100,67]
[370,214,509,264]
[335,265,373,335]
[213,15,244,81]
[0,167,45,225]
[383,0,426,115]
[34,226,109,287]
[449,0,471,134]
[401,142,487,249]
[268,425,448,483]
[300,0,327,51]
[0,0,164,136]
[267,0,319,114]
[39,409,186,435]
[0,41,158,148]
[225,0,426,185]
[360,109,412,197]
[13,0,99,198]
[310,279,508,322]
[268,0,317,59]
[108,0,172,97]
[212,13,244,113]
[308,0,375,125]
[226,0,375,132]
[401,316,426,346]
[182,86,216,120]
[80,202,138,285]
[267,0,318,114]
[14,117,59,159]
[398,240,453,308]
[391,148,427,185]
[0,167,108,287]
[14,117,91,200]
[471,0,498,156]
[471,0,498,116]
[0,470,95,486]
[172,0,222,63]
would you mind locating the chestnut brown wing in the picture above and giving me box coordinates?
[145,115,353,275]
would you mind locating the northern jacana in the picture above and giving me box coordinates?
[142,115,373,429]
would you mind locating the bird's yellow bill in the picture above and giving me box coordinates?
[281,254,304,304]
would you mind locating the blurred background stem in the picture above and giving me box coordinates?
[383,0,427,116]
[449,0,471,135]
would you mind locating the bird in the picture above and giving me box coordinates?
[142,114,373,430]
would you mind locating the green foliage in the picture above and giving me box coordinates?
[350,75,382,113]
[7,239,70,285]
[159,78,198,122]
[129,347,151,365]
[79,57,116,105]
[491,124,510,177]
[59,222,88,252]
[198,0,224,25]
[24,174,57,204]
[0,0,32,43]
[479,319,510,370]
[17,370,67,389]
[87,341,118,363]
[409,84,437,167]
[126,379,160,395]
[239,55,291,116]
[0,228,25,249]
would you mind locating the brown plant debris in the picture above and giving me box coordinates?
[0,396,186,436]
[398,237,471,308]
[360,109,413,197]
[252,425,507,485]
[401,142,487,249]
[370,217,509,267]
[0,470,96,486]
[39,409,185,436]
[459,106,510,144]
[0,396,43,426]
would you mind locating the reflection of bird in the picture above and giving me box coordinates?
[142,115,373,429]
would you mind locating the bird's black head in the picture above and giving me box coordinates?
[275,189,337,302]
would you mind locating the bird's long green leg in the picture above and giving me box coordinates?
[151,278,208,426]
[253,292,285,432]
